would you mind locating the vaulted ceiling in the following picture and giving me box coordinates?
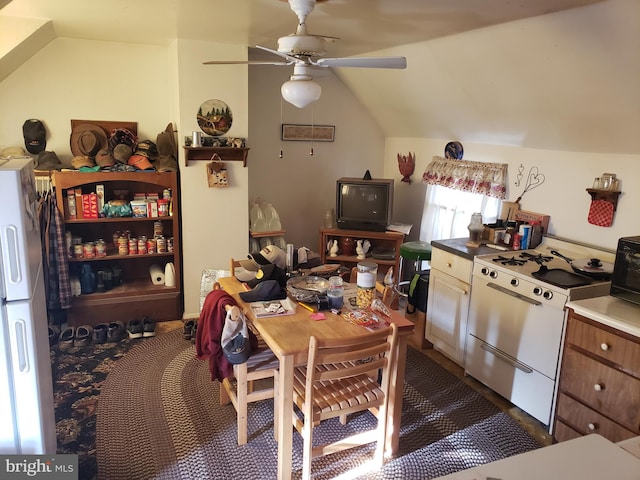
[4,0,638,154]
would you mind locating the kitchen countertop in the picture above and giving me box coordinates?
[433,434,640,480]
[566,295,640,338]
[431,237,512,261]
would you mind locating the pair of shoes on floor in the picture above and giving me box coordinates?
[183,319,197,342]
[127,318,156,339]
[58,325,93,350]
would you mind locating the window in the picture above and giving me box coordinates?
[420,184,501,243]
[420,156,507,243]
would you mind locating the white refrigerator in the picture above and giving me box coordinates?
[0,157,56,454]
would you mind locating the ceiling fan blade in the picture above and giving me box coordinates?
[314,56,407,69]
[203,60,291,66]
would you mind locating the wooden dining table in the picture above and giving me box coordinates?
[218,276,415,480]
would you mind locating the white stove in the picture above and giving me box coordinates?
[465,236,614,428]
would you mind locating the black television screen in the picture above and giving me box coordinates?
[336,177,394,231]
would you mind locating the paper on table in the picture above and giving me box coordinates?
[387,223,412,235]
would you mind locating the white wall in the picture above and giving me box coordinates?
[385,138,640,251]
[247,64,386,250]
[0,37,250,319]
[0,38,172,164]
[174,39,250,318]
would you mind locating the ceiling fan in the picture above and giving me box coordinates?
[203,0,407,108]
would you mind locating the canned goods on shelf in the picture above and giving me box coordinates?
[95,239,107,257]
[128,238,138,255]
[157,236,167,253]
[147,238,157,254]
[117,235,129,255]
[167,237,174,253]
[138,236,148,255]
[83,242,95,259]
[73,244,84,259]
[153,221,163,237]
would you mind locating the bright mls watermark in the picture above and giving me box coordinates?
[1,455,77,479]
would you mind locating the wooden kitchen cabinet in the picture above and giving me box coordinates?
[553,309,640,443]
[53,171,183,327]
[426,246,472,366]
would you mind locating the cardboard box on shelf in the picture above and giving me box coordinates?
[514,210,550,234]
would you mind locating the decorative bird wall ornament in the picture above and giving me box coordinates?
[397,152,415,184]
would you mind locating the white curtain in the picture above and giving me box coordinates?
[419,184,501,243]
[419,156,507,243]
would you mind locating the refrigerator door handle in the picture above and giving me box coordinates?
[4,225,22,285]
[13,319,30,372]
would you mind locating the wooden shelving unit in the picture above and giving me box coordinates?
[319,228,405,277]
[53,170,183,327]
[183,147,249,167]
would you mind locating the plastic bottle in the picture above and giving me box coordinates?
[327,276,344,309]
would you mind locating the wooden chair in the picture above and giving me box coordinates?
[212,276,280,445]
[291,323,398,479]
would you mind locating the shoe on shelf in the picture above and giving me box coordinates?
[107,321,126,342]
[127,319,144,339]
[142,318,156,337]
[58,327,75,350]
[93,323,108,344]
[48,325,60,346]
[183,319,196,340]
[75,325,93,347]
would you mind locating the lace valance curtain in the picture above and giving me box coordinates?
[422,156,507,199]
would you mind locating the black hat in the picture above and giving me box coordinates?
[34,151,63,171]
[245,264,287,289]
[239,280,287,303]
[23,119,46,154]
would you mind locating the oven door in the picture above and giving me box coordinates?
[465,273,566,426]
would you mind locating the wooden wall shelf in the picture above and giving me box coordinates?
[586,188,622,211]
[183,147,249,167]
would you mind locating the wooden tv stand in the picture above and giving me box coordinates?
[319,228,405,277]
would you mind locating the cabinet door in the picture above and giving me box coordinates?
[426,268,470,366]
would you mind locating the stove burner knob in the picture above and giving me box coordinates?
[480,267,490,276]
[510,278,519,286]
[543,290,554,300]
[533,287,543,296]
[489,270,498,279]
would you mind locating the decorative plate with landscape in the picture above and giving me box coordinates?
[197,99,233,136]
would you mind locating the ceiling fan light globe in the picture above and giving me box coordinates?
[281,79,321,108]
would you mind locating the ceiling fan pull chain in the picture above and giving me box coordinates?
[310,105,314,156]
[279,96,285,158]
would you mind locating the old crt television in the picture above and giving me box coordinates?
[336,177,394,232]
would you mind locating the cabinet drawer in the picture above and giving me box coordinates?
[430,248,472,283]
[553,419,582,443]
[560,347,640,431]
[555,393,637,442]
[567,314,640,373]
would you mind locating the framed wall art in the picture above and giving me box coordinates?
[281,124,335,142]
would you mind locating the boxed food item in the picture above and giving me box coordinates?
[130,200,148,218]
[514,210,550,234]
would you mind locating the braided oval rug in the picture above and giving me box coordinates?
[96,328,541,480]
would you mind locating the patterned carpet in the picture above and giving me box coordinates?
[95,329,542,480]
[51,336,137,480]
